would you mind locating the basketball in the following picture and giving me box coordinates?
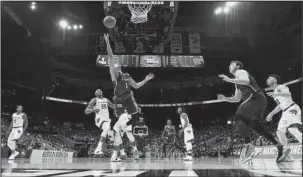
[103,16,116,29]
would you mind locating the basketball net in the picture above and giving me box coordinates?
[127,2,153,24]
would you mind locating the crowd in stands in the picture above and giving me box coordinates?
[1,116,301,158]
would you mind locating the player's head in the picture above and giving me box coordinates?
[16,105,23,113]
[114,63,122,72]
[167,119,172,125]
[229,61,243,74]
[267,74,281,86]
[95,89,103,98]
[177,107,185,115]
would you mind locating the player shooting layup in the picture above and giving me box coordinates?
[85,89,115,155]
[100,33,154,124]
[6,105,28,160]
[266,74,302,162]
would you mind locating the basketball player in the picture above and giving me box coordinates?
[177,107,194,161]
[6,105,28,160]
[101,33,154,126]
[85,89,115,155]
[266,74,301,162]
[161,119,185,158]
[113,111,140,159]
[217,61,287,163]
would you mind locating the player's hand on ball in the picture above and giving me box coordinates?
[146,73,154,80]
[217,94,226,101]
[266,114,273,122]
[219,74,230,82]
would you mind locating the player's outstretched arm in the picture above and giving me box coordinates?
[103,33,118,82]
[23,114,28,133]
[266,106,281,121]
[85,98,97,114]
[128,73,154,89]
[218,86,241,103]
[219,70,250,85]
[106,99,115,109]
[267,85,292,97]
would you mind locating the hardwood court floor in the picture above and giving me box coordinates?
[1,157,302,177]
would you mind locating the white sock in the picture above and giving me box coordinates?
[276,130,288,146]
[288,127,302,143]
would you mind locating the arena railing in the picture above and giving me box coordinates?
[46,77,302,107]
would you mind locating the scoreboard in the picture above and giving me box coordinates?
[97,55,204,68]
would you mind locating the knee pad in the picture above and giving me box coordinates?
[126,131,135,142]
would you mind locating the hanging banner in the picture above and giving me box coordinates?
[114,41,126,53]
[188,33,201,53]
[170,33,182,53]
[153,41,164,54]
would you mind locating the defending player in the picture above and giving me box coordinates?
[113,111,140,159]
[217,61,287,163]
[6,105,28,160]
[85,89,115,155]
[177,107,194,161]
[161,119,185,158]
[266,74,302,162]
[100,33,154,126]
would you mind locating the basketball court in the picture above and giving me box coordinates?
[2,157,302,177]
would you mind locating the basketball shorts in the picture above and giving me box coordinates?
[95,116,111,130]
[164,135,176,145]
[8,127,23,141]
[236,92,267,120]
[278,104,302,132]
[113,94,138,117]
[183,126,194,143]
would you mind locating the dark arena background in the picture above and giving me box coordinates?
[1,1,302,177]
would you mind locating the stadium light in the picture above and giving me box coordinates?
[30,5,36,10]
[226,2,238,8]
[79,24,83,29]
[67,26,71,30]
[215,7,223,15]
[223,7,230,14]
[73,25,78,30]
[59,20,68,29]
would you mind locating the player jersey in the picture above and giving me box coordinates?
[114,72,132,98]
[94,98,109,119]
[180,113,191,128]
[235,69,262,101]
[165,125,175,136]
[12,113,24,128]
[273,85,294,110]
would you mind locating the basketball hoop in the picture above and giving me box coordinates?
[124,1,163,24]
